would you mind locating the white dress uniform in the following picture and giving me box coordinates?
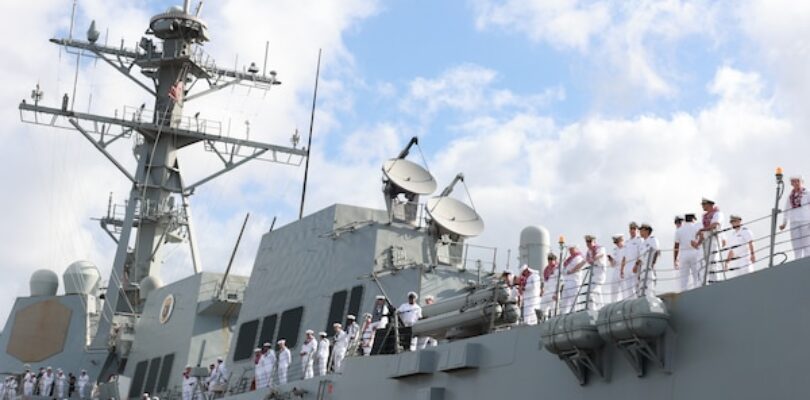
[39,372,54,397]
[608,244,624,303]
[727,226,754,278]
[277,346,291,384]
[259,350,276,388]
[211,361,229,393]
[397,301,422,350]
[701,209,726,281]
[55,373,67,399]
[639,236,660,295]
[22,374,34,397]
[332,329,349,372]
[522,268,541,325]
[561,253,584,313]
[316,336,330,376]
[181,374,197,400]
[783,187,810,259]
[77,372,89,399]
[675,222,702,291]
[540,263,559,319]
[299,338,317,379]
[585,245,608,310]
[623,235,644,298]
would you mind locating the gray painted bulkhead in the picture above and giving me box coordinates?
[225,255,810,400]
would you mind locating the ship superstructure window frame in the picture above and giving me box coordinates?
[233,319,260,361]
[128,360,149,399]
[143,356,162,396]
[348,285,364,319]
[156,353,175,393]
[277,307,304,349]
[258,314,278,347]
[325,290,348,336]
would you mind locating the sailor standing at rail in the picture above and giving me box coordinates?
[725,215,755,278]
[584,235,607,309]
[539,254,558,320]
[39,367,54,398]
[6,376,17,400]
[371,295,390,330]
[204,364,215,395]
[259,342,275,389]
[698,198,726,282]
[22,367,33,398]
[622,222,643,298]
[211,357,228,397]
[520,266,541,324]
[300,330,317,379]
[332,323,349,372]
[55,369,67,399]
[182,366,197,400]
[345,315,360,355]
[780,175,810,259]
[360,313,375,356]
[316,332,330,376]
[397,292,423,350]
[638,224,660,295]
[77,370,89,399]
[674,214,702,291]
[607,234,625,303]
[276,339,291,385]
[560,246,585,313]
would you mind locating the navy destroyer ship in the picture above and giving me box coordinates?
[3,2,808,400]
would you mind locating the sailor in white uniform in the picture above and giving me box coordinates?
[584,235,608,310]
[607,234,625,304]
[300,330,317,379]
[540,254,559,319]
[316,332,330,376]
[39,367,54,398]
[6,376,17,400]
[182,366,197,400]
[345,315,360,355]
[726,215,755,278]
[22,368,34,398]
[622,222,644,299]
[638,224,660,295]
[77,370,89,399]
[211,357,228,396]
[674,213,702,290]
[520,265,541,324]
[258,342,275,389]
[332,323,349,372]
[276,339,291,385]
[360,313,375,356]
[397,292,422,350]
[780,175,810,259]
[54,369,67,399]
[560,246,585,313]
[699,198,726,282]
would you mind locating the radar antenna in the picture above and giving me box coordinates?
[426,173,484,267]
[382,137,437,225]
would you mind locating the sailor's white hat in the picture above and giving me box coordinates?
[790,175,803,181]
[611,233,624,241]
[701,197,715,204]
[305,329,315,335]
[254,348,261,353]
[333,322,342,328]
[520,264,529,271]
[584,234,596,241]
[216,356,223,362]
[277,339,286,345]
[407,291,418,299]
[375,295,385,300]
[318,331,327,337]
[363,312,372,318]
[185,365,192,369]
[262,342,271,347]
[346,314,356,320]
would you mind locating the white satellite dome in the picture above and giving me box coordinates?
[63,260,101,295]
[139,276,163,301]
[30,269,59,297]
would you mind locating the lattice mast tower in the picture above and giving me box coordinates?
[20,2,306,355]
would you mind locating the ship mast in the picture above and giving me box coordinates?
[19,4,306,369]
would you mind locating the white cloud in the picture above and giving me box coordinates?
[472,0,720,99]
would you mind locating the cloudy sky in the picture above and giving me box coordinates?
[0,0,807,322]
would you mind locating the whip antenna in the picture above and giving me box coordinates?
[299,49,322,219]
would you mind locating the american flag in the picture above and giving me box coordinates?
[168,80,184,102]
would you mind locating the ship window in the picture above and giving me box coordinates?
[156,353,174,393]
[347,285,364,319]
[258,314,277,347]
[325,290,348,336]
[128,361,148,398]
[277,307,304,348]
[143,357,162,396]
[233,319,260,361]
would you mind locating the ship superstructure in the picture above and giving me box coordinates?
[3,3,809,400]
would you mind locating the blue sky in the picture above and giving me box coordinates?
[0,0,808,321]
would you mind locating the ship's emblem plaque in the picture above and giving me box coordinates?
[159,294,175,324]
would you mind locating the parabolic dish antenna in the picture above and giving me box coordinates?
[383,159,437,195]
[426,197,485,237]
